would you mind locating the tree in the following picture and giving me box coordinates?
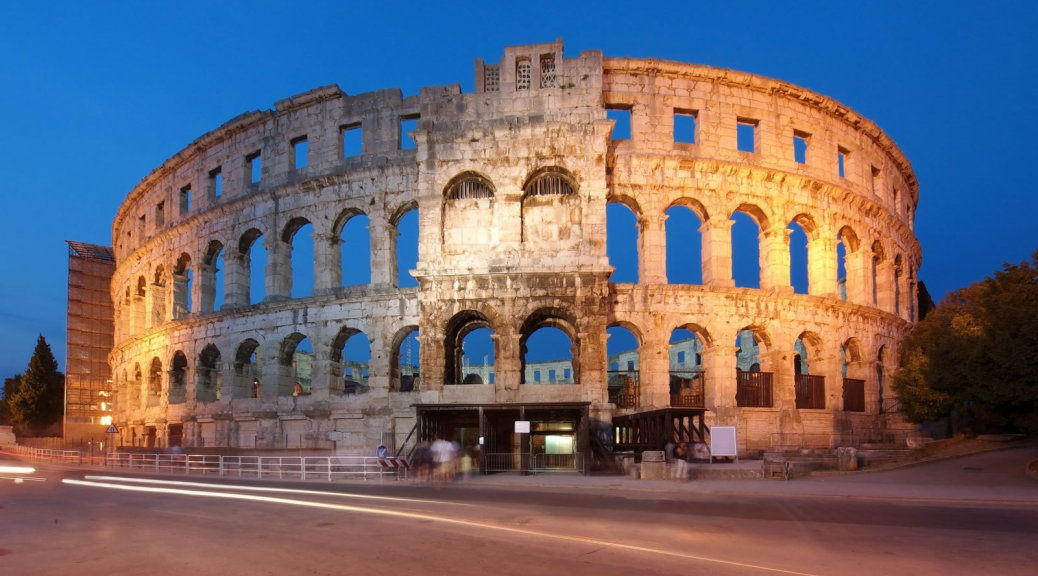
[893,251,1038,434]
[7,335,65,436]
[0,374,23,425]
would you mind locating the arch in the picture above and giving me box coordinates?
[394,206,419,288]
[239,228,266,305]
[170,351,188,404]
[390,326,421,392]
[666,204,704,285]
[197,344,221,402]
[735,328,772,408]
[132,363,142,409]
[173,252,193,317]
[521,166,577,198]
[607,202,639,283]
[279,333,313,396]
[136,276,147,296]
[666,197,710,224]
[331,327,371,394]
[731,211,762,289]
[147,357,163,407]
[338,212,371,287]
[520,308,578,385]
[669,326,706,408]
[842,337,864,363]
[794,331,826,409]
[151,265,168,327]
[234,338,262,398]
[607,324,640,406]
[444,310,495,385]
[871,240,886,306]
[202,239,225,312]
[282,218,314,299]
[444,171,496,200]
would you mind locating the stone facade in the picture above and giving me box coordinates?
[106,41,919,455]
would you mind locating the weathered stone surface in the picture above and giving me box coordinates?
[102,41,920,456]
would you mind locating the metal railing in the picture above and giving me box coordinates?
[104,453,405,481]
[669,371,705,408]
[608,370,639,409]
[483,452,585,474]
[842,378,866,412]
[795,374,826,410]
[736,371,774,408]
[2,444,82,464]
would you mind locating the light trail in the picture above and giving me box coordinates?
[64,476,822,576]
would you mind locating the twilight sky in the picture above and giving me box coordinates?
[1,1,1035,378]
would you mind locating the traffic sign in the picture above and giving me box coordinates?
[376,445,389,458]
[105,424,119,434]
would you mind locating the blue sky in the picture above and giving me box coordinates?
[1,1,1036,378]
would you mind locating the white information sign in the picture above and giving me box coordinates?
[710,426,738,463]
[514,420,530,434]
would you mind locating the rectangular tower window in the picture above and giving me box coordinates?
[607,107,631,140]
[516,57,531,90]
[138,214,146,240]
[292,136,308,169]
[871,166,880,195]
[549,369,556,382]
[534,370,541,382]
[563,368,571,379]
[399,115,418,150]
[737,118,758,153]
[838,146,850,178]
[179,185,191,214]
[209,167,222,198]
[678,351,686,363]
[674,110,697,144]
[793,130,809,164]
[484,64,500,92]
[893,187,900,214]
[246,151,262,184]
[540,54,556,88]
[342,123,362,157]
[155,201,165,228]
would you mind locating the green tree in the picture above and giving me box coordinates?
[894,251,1038,434]
[1,373,24,425]
[8,335,65,436]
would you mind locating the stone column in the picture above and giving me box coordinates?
[638,329,670,408]
[267,237,292,301]
[761,344,793,410]
[370,218,394,289]
[313,232,340,295]
[760,227,791,292]
[702,343,738,410]
[844,249,868,304]
[640,213,667,285]
[807,235,838,297]
[198,262,216,313]
[172,273,190,318]
[309,356,336,399]
[701,218,734,287]
[223,251,248,308]
[875,260,893,314]
[496,332,523,399]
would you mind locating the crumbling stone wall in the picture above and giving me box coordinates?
[107,40,919,454]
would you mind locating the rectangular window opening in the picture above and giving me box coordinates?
[563,368,571,379]
[341,123,362,158]
[246,151,262,184]
[838,146,850,178]
[871,166,880,195]
[737,118,758,153]
[137,214,146,240]
[399,115,418,150]
[539,54,556,88]
[674,109,697,144]
[155,201,165,228]
[209,167,222,198]
[516,57,531,90]
[292,136,309,170]
[793,130,809,164]
[534,370,541,383]
[179,185,191,214]
[607,107,632,140]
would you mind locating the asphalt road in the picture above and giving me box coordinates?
[1,449,1036,576]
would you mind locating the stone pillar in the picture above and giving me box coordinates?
[702,343,738,411]
[760,227,791,292]
[309,356,336,398]
[365,334,390,402]
[268,237,292,301]
[762,345,793,410]
[861,360,881,415]
[807,235,838,297]
[875,260,893,314]
[223,251,248,308]
[844,249,868,304]
[370,218,394,289]
[640,214,667,285]
[198,262,216,313]
[418,323,444,393]
[150,281,167,327]
[639,329,670,408]
[133,294,146,335]
[701,218,734,287]
[496,331,523,399]
[172,273,190,318]
[313,232,340,294]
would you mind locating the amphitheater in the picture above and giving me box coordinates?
[105,40,920,466]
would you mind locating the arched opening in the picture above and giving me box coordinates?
[234,339,262,399]
[606,325,639,407]
[147,357,163,407]
[520,167,579,245]
[202,240,224,312]
[445,311,494,385]
[332,327,370,395]
[731,211,762,289]
[841,339,865,412]
[239,228,266,305]
[197,344,221,403]
[871,241,886,306]
[735,329,771,407]
[391,327,420,392]
[522,326,574,385]
[894,254,903,317]
[442,172,495,251]
[877,345,888,413]
[132,364,142,411]
[173,252,193,318]
[280,334,313,396]
[669,327,705,407]
[395,207,419,288]
[284,219,314,298]
[169,351,187,404]
[340,213,371,287]
[606,202,638,283]
[151,265,167,327]
[787,220,809,294]
[794,333,825,409]
[666,204,704,284]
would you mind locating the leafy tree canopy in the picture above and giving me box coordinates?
[894,251,1038,434]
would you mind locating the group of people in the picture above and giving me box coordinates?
[410,435,476,483]
[664,439,711,481]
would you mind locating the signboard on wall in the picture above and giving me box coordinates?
[514,421,530,434]
[710,426,738,463]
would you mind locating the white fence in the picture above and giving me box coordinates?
[1,444,82,464]
[104,453,406,481]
